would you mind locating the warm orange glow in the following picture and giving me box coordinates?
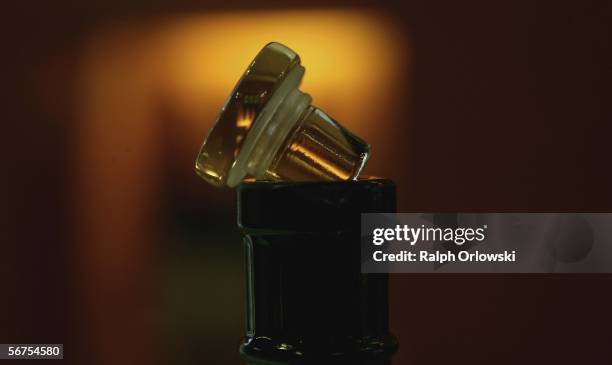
[77,9,410,183]
[157,10,409,137]
[236,108,255,129]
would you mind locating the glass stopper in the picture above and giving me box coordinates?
[195,42,370,187]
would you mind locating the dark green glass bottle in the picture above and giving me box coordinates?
[237,179,398,365]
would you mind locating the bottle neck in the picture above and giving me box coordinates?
[237,180,398,365]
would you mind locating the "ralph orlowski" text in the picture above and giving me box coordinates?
[373,250,516,263]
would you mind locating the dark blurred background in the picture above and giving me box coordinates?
[2,1,611,364]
